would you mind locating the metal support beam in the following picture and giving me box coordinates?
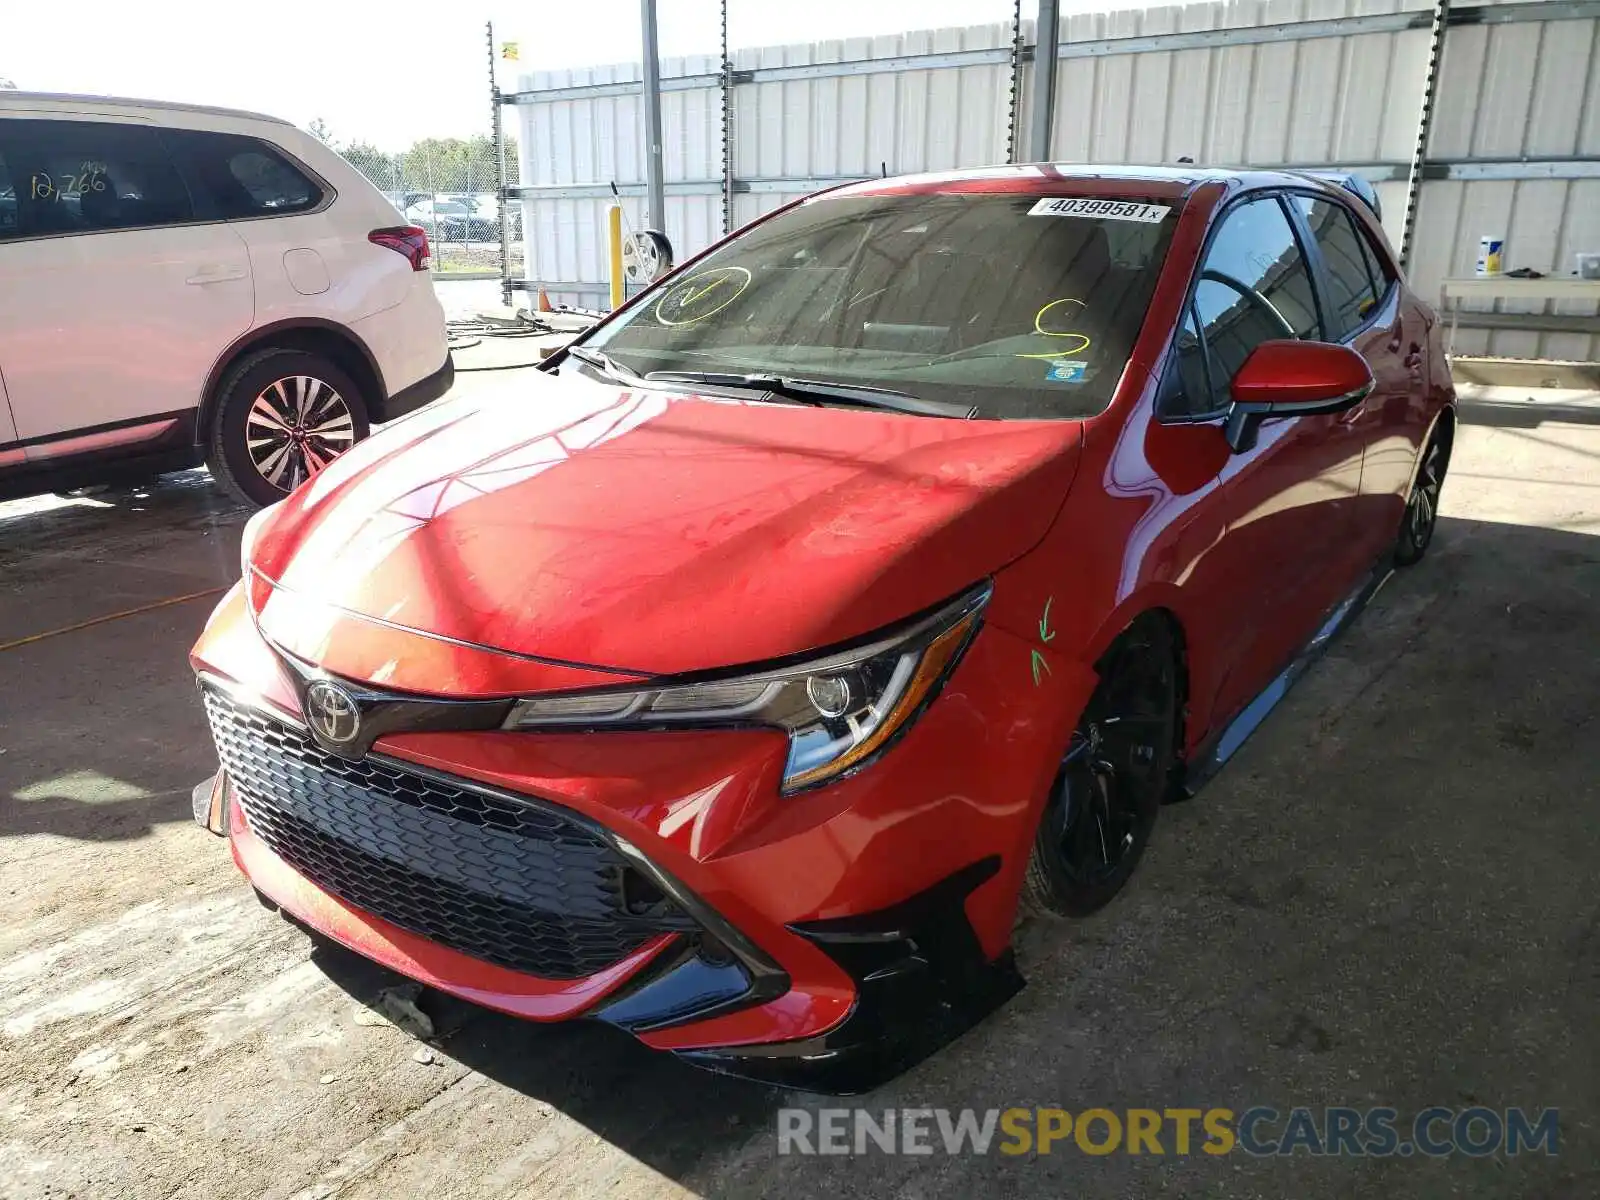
[1030,0,1062,162]
[1449,0,1600,25]
[504,158,1592,204]
[501,73,720,104]
[1430,157,1600,181]
[640,0,666,232]
[507,181,724,201]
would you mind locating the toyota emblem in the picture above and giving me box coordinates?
[305,680,361,746]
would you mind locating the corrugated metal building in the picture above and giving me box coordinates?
[509,0,1599,359]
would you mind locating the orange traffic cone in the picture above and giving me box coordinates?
[537,288,553,312]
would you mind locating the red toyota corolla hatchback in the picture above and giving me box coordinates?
[191,165,1454,1093]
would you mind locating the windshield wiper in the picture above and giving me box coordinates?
[565,344,643,383]
[643,370,975,419]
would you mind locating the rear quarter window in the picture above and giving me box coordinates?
[163,129,326,220]
[1294,194,1386,337]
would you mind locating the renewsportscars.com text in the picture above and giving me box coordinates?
[777,1106,1559,1158]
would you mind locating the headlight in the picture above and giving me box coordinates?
[504,583,990,792]
[238,501,280,579]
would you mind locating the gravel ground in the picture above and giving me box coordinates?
[0,379,1596,1199]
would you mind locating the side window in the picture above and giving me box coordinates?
[5,119,192,235]
[0,145,15,240]
[1188,196,1321,413]
[1355,216,1395,292]
[1294,195,1383,337]
[164,130,324,219]
[1160,303,1213,417]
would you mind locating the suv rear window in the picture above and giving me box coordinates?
[163,129,325,219]
[586,192,1179,420]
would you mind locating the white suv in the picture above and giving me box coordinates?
[0,93,452,506]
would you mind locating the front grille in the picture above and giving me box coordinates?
[202,686,692,979]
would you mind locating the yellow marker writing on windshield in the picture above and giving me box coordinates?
[654,266,752,327]
[681,276,727,306]
[1015,297,1092,360]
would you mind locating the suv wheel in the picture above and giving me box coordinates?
[206,348,370,506]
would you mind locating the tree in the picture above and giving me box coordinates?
[330,133,521,197]
[307,117,337,147]
[339,141,400,195]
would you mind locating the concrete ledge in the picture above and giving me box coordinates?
[1450,357,1600,390]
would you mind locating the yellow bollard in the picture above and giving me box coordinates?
[608,205,625,312]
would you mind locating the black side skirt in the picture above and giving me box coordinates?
[1183,557,1394,798]
[373,352,455,423]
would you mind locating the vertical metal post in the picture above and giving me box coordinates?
[1029,0,1062,162]
[640,0,667,233]
[1006,0,1025,164]
[720,0,734,234]
[608,205,626,311]
[489,21,512,307]
[1400,0,1451,270]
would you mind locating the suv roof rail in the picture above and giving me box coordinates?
[0,91,291,126]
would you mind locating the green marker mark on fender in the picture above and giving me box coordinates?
[1031,596,1057,686]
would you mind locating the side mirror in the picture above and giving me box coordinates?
[1223,340,1374,453]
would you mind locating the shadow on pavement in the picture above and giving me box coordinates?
[305,929,786,1180]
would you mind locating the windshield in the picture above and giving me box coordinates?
[584,192,1179,419]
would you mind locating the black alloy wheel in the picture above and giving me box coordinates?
[1395,428,1450,566]
[1022,615,1180,919]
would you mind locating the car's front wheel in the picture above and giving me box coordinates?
[1021,614,1181,919]
[206,348,369,506]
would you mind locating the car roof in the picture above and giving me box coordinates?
[830,162,1345,202]
[0,90,291,126]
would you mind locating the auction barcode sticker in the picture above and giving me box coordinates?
[1028,197,1172,223]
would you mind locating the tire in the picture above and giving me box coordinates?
[1393,424,1451,567]
[1020,614,1181,919]
[205,348,370,507]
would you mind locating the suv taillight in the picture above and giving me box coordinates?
[369,225,431,272]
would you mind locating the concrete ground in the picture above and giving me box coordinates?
[1,376,1597,1199]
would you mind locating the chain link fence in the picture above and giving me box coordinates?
[338,139,524,281]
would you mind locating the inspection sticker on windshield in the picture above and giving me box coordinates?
[1046,360,1088,383]
[1028,198,1171,223]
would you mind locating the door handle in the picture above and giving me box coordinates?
[185,266,248,285]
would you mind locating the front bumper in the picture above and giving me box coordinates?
[191,584,1095,1092]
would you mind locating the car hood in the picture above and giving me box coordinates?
[248,369,1082,681]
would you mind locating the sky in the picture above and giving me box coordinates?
[1,0,1097,151]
